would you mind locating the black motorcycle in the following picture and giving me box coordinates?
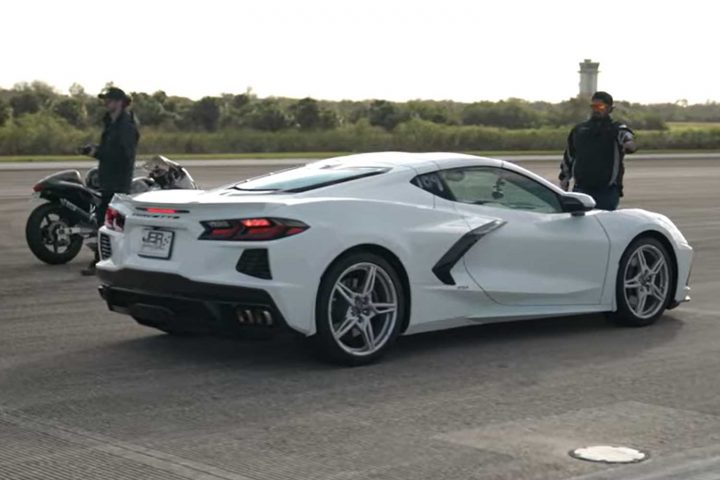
[26,156,197,265]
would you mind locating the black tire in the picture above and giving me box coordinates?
[25,203,84,265]
[314,252,407,366]
[608,237,675,327]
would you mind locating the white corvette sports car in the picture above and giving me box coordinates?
[97,152,693,364]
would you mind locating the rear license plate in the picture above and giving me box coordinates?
[138,228,174,259]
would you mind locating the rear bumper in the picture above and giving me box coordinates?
[97,268,288,334]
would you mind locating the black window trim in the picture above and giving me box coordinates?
[286,168,389,193]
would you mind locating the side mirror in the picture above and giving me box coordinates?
[560,192,595,216]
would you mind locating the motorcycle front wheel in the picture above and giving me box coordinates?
[25,202,85,264]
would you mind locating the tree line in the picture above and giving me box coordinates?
[2,81,720,155]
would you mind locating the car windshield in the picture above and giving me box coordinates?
[232,165,388,192]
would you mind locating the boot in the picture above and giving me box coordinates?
[81,250,100,276]
[81,260,97,276]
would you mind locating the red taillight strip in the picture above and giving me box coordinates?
[136,207,190,214]
[146,207,177,214]
[241,218,272,228]
[207,226,242,237]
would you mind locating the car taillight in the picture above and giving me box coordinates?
[32,183,43,192]
[105,207,125,231]
[145,207,178,214]
[199,218,309,241]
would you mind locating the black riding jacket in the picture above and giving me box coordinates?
[93,110,140,193]
[559,116,633,195]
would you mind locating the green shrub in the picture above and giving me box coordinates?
[0,113,92,155]
[3,114,720,156]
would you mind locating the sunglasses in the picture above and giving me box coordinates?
[590,102,608,112]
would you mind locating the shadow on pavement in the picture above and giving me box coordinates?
[102,312,683,373]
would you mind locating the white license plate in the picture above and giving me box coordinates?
[138,228,174,259]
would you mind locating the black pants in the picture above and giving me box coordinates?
[573,185,620,211]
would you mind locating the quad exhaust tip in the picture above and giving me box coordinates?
[236,308,274,326]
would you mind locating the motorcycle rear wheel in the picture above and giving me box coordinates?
[26,202,84,265]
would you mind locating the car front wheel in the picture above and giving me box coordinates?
[609,237,675,327]
[315,252,406,365]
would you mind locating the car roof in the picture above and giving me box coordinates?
[310,151,504,170]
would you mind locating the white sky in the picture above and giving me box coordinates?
[3,0,719,103]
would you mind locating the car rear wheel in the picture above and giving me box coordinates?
[315,252,406,365]
[609,237,674,327]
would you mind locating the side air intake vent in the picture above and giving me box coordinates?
[99,233,112,259]
[236,249,271,279]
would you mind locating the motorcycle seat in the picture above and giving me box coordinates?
[53,170,84,185]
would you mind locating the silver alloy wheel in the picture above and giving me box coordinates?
[40,213,71,254]
[623,244,670,320]
[328,262,398,357]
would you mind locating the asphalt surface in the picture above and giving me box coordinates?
[0,158,719,480]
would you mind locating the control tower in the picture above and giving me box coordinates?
[578,59,599,99]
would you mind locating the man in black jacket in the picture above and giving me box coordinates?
[559,91,636,210]
[81,87,139,275]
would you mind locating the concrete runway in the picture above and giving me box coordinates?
[0,158,719,479]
